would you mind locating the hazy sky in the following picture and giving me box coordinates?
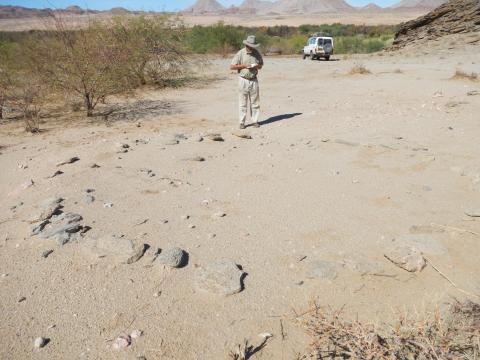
[0,0,400,12]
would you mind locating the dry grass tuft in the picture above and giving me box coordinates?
[348,64,371,75]
[228,337,270,360]
[298,300,480,359]
[229,339,249,360]
[452,69,478,81]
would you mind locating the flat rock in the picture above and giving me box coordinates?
[156,247,186,268]
[395,234,447,255]
[29,197,63,224]
[306,260,340,280]
[384,246,426,272]
[39,212,84,245]
[56,157,80,166]
[232,132,252,139]
[465,208,480,217]
[84,235,146,264]
[195,260,245,296]
[204,133,224,142]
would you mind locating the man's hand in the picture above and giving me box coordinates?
[230,63,262,71]
[230,64,248,71]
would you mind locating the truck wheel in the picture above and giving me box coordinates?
[325,55,330,61]
[310,52,315,61]
[302,53,307,60]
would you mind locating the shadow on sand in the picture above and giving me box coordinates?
[257,112,302,126]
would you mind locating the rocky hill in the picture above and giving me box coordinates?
[391,0,480,49]
[0,5,53,19]
[239,0,275,14]
[0,5,103,19]
[184,0,226,14]
[391,0,447,10]
[360,3,384,12]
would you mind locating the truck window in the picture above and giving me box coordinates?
[324,39,332,45]
[317,39,323,46]
[309,38,315,45]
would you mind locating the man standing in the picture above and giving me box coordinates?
[230,35,263,129]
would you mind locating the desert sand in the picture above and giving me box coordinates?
[1,33,479,359]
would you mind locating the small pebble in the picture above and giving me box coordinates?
[130,329,143,339]
[42,250,54,258]
[34,337,47,349]
[18,296,26,303]
[112,334,131,350]
[212,212,226,218]
[104,203,113,208]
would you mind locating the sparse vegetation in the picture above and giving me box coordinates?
[299,300,480,359]
[452,69,478,81]
[0,14,190,128]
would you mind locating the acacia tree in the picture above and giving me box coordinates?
[110,15,188,87]
[32,16,132,117]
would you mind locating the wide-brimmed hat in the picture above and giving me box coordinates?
[243,35,260,49]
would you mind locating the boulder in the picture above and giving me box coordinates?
[156,247,186,268]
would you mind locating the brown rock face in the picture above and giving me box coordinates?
[391,0,480,49]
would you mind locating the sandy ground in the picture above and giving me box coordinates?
[1,35,480,359]
[0,11,425,31]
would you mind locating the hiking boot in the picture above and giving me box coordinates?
[252,122,260,128]
[239,124,246,129]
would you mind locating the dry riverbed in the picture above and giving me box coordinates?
[1,38,480,359]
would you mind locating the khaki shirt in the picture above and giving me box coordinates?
[231,48,264,80]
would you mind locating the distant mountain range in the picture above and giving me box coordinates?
[182,0,449,14]
[0,5,147,19]
[0,0,449,20]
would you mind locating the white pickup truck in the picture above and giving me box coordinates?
[303,36,334,61]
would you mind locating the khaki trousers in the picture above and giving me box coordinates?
[238,77,260,125]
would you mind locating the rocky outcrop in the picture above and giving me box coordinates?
[391,0,480,49]
[391,0,447,10]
